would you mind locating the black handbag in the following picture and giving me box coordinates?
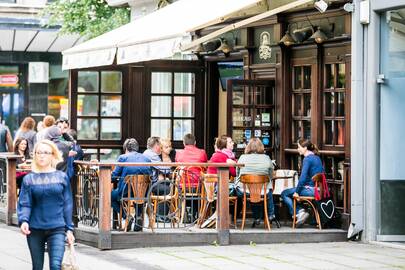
[314,174,335,226]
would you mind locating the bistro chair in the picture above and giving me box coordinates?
[198,173,238,228]
[240,175,271,231]
[292,173,324,230]
[174,166,204,224]
[119,174,151,232]
[149,172,180,228]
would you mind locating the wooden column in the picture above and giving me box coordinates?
[6,157,17,225]
[216,167,230,245]
[98,166,112,250]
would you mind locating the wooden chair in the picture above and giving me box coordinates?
[119,174,151,232]
[292,173,324,230]
[240,175,271,231]
[149,172,179,228]
[173,166,204,224]
[198,174,238,228]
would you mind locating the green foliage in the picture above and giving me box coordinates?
[41,0,131,40]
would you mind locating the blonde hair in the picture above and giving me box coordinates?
[160,138,172,148]
[31,140,63,172]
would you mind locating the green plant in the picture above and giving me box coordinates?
[41,0,131,40]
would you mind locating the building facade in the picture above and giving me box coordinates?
[0,0,81,135]
[351,0,405,242]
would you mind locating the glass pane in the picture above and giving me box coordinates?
[101,119,121,140]
[233,130,245,149]
[324,120,334,144]
[303,93,311,117]
[100,149,121,162]
[337,160,344,181]
[303,120,311,139]
[78,71,98,92]
[232,108,252,127]
[151,96,171,117]
[293,121,302,142]
[151,72,172,93]
[101,95,121,116]
[337,64,345,88]
[232,85,244,105]
[324,92,334,116]
[294,66,302,90]
[173,96,194,117]
[303,66,311,89]
[293,94,302,116]
[337,120,345,145]
[336,92,345,116]
[77,119,98,140]
[77,95,98,116]
[324,156,334,179]
[325,64,335,89]
[256,108,272,127]
[83,148,98,161]
[173,119,194,141]
[261,131,272,147]
[174,73,195,94]
[256,85,274,105]
[151,119,171,139]
[101,71,122,93]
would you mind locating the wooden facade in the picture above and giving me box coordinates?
[69,3,352,226]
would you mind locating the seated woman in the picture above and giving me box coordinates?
[234,138,276,227]
[207,135,236,177]
[281,138,324,226]
[159,138,176,178]
[14,138,31,189]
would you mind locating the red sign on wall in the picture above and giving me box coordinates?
[0,74,19,87]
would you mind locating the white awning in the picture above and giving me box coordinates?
[62,0,262,70]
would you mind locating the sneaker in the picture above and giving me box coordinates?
[251,218,261,228]
[133,217,143,232]
[269,215,281,228]
[296,211,310,227]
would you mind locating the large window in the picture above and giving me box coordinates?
[150,72,195,141]
[323,63,345,146]
[77,71,122,141]
[291,65,312,142]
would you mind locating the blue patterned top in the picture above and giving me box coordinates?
[296,154,324,194]
[17,170,73,231]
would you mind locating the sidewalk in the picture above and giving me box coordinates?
[1,224,405,270]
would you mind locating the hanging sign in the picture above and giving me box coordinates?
[0,74,19,87]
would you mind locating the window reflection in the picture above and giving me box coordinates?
[337,120,345,145]
[100,149,121,162]
[324,92,333,116]
[336,92,345,116]
[173,119,193,141]
[77,95,98,116]
[174,73,195,94]
[303,93,311,117]
[173,96,194,117]
[101,95,121,116]
[151,119,171,139]
[77,119,98,140]
[337,64,345,88]
[303,120,311,139]
[325,64,335,89]
[294,66,302,89]
[101,71,122,93]
[232,85,244,105]
[303,66,311,89]
[78,71,98,92]
[324,120,334,144]
[151,72,172,93]
[151,96,171,117]
[232,108,252,127]
[293,94,302,116]
[256,86,274,105]
[101,119,121,140]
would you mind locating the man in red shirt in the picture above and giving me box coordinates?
[175,133,208,188]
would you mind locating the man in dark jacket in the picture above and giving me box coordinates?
[46,126,71,173]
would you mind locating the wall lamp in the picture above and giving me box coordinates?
[292,26,314,43]
[279,23,297,47]
[310,26,328,44]
[216,38,233,55]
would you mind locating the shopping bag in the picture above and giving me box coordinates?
[62,244,79,270]
[314,173,336,226]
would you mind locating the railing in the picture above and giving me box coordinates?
[74,161,242,249]
[0,154,19,225]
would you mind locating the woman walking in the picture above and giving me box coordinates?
[17,140,74,270]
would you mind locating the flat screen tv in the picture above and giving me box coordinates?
[217,61,243,91]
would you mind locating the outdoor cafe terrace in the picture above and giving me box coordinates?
[0,155,346,250]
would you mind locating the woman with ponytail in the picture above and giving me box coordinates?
[281,138,324,226]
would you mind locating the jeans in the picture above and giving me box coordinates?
[27,227,66,270]
[281,186,315,216]
[111,189,143,220]
[235,188,275,219]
